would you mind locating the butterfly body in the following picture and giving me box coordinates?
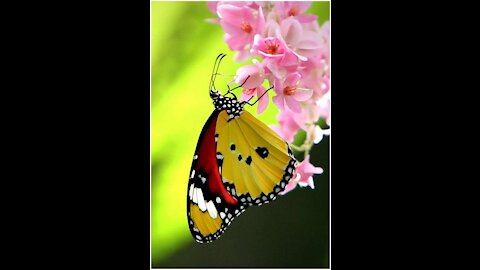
[187,54,296,243]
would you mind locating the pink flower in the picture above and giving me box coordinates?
[240,85,269,114]
[217,4,265,51]
[291,100,321,130]
[272,72,313,113]
[298,62,329,101]
[274,1,318,23]
[277,17,323,60]
[270,109,301,143]
[234,59,265,89]
[252,34,299,65]
[281,155,323,194]
[252,35,287,59]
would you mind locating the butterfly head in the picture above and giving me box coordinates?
[211,90,245,120]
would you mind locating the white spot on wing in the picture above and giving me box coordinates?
[191,169,195,179]
[206,200,218,219]
[220,212,226,219]
[192,187,198,203]
[216,197,221,204]
[189,184,194,200]
[197,189,207,211]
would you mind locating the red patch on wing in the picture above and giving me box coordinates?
[195,110,237,205]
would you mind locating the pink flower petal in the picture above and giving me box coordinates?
[284,72,301,86]
[281,178,298,194]
[281,17,303,46]
[220,20,244,36]
[296,14,317,23]
[285,96,302,113]
[279,50,299,67]
[255,6,265,36]
[272,94,285,111]
[294,2,313,13]
[256,86,269,114]
[217,4,244,25]
[293,87,313,101]
[235,64,264,89]
[296,32,322,50]
[241,90,254,102]
[273,77,284,95]
[298,176,315,189]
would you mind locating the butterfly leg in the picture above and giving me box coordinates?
[242,85,274,106]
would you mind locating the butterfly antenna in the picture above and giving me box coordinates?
[210,53,226,92]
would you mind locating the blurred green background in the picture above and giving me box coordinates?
[152,1,330,267]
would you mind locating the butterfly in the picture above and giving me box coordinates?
[187,53,297,243]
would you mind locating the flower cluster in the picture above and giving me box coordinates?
[208,1,330,194]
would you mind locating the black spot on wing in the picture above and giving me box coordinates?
[255,147,269,159]
[238,154,242,161]
[230,144,236,151]
[245,156,252,165]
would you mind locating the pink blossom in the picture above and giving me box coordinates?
[251,34,300,68]
[273,100,326,143]
[274,1,318,23]
[234,59,265,89]
[240,85,269,114]
[252,35,287,59]
[277,17,323,60]
[298,57,329,101]
[291,100,321,130]
[272,72,313,113]
[217,4,265,51]
[270,109,301,143]
[281,155,323,194]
